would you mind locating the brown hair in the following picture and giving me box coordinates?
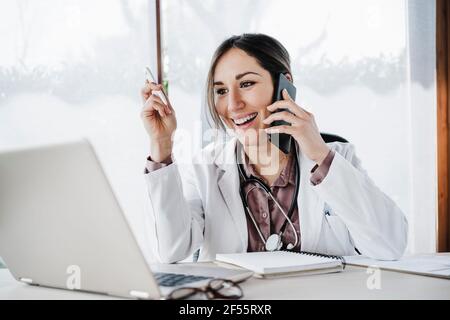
[205,33,292,131]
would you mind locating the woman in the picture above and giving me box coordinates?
[140,33,408,263]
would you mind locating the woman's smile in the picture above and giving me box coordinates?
[231,112,259,130]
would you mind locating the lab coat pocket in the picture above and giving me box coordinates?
[324,215,354,256]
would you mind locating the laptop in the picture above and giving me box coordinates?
[0,139,252,299]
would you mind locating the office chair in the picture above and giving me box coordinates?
[320,133,348,143]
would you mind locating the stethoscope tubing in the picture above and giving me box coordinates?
[237,143,300,251]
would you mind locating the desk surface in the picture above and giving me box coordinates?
[1,264,449,300]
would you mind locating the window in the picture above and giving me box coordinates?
[0,0,160,263]
[161,0,437,253]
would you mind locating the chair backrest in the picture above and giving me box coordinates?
[320,132,348,143]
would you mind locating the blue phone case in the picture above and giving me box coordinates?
[268,73,297,154]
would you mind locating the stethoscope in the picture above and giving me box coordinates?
[236,143,300,251]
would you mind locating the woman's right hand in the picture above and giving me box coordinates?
[140,81,177,162]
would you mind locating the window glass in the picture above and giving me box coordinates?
[162,0,436,253]
[0,0,159,263]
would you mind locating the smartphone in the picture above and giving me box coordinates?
[268,73,297,154]
[145,66,169,106]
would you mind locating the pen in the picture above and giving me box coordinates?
[145,66,169,106]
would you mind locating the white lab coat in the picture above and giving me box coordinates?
[144,137,408,263]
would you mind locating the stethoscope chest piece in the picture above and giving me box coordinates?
[265,234,282,251]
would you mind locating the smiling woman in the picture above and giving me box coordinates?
[160,0,438,256]
[141,33,408,263]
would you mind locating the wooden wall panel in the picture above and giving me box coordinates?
[437,0,450,251]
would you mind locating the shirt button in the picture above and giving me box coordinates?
[262,212,268,219]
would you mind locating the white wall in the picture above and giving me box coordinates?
[406,0,437,253]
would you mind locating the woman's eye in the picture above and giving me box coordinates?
[215,88,227,95]
[240,81,255,88]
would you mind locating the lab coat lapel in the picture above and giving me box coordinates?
[213,138,325,253]
[215,138,248,250]
[296,144,324,252]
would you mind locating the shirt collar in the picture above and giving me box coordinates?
[241,150,296,188]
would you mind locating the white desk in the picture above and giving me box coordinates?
[1,264,449,300]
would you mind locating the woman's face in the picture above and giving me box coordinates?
[213,48,274,147]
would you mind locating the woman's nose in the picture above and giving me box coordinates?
[227,89,244,112]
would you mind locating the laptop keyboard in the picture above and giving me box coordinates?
[153,272,212,287]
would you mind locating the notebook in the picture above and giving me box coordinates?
[215,251,345,278]
[344,254,450,279]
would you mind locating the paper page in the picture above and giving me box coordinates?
[344,254,450,278]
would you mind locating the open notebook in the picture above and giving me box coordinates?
[215,251,345,278]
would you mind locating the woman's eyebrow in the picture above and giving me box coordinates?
[235,71,261,80]
[213,71,262,86]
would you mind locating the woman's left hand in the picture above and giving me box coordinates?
[263,89,330,165]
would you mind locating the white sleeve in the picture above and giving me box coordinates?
[313,143,408,260]
[144,163,204,263]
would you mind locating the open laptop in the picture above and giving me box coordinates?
[0,139,252,299]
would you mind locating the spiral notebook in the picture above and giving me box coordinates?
[215,251,345,278]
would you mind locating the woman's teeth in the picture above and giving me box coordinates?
[233,113,258,126]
